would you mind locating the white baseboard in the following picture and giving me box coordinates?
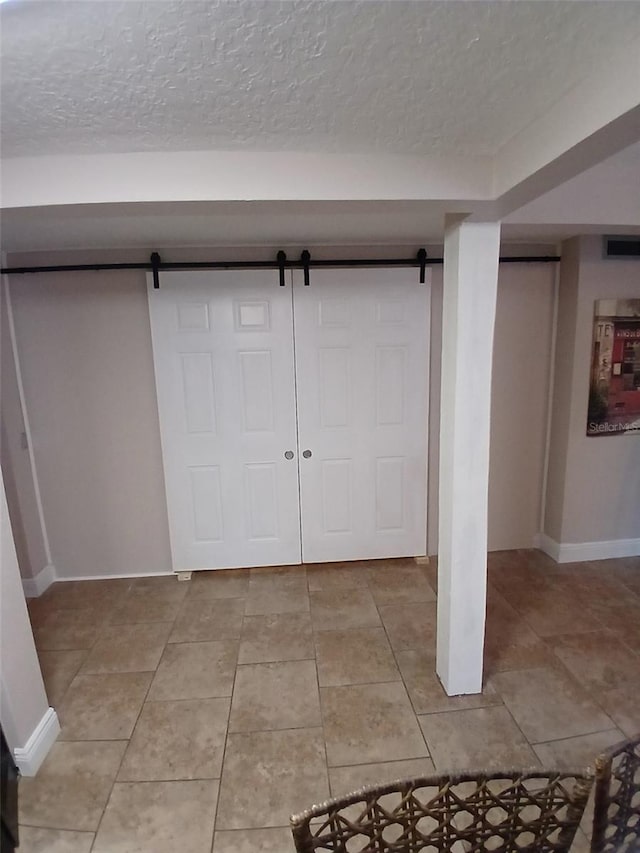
[22,563,56,598]
[536,533,640,564]
[13,707,60,776]
[54,570,175,582]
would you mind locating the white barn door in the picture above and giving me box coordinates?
[148,271,301,571]
[293,268,429,563]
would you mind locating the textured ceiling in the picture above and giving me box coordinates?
[2,0,639,159]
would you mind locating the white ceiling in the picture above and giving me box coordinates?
[3,0,639,159]
[1,0,639,253]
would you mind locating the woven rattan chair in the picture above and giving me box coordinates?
[290,770,593,853]
[591,733,640,853]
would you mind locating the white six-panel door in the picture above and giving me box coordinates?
[147,271,302,570]
[293,268,429,562]
[148,268,429,571]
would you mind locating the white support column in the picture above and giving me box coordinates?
[437,217,501,696]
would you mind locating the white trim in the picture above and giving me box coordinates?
[13,707,60,777]
[54,570,175,582]
[3,276,53,565]
[537,532,640,563]
[21,563,56,598]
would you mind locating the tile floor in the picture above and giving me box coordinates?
[20,550,640,853]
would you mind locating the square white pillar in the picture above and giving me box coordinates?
[437,218,501,696]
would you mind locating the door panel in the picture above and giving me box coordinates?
[148,271,301,571]
[293,269,429,563]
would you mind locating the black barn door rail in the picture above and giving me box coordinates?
[1,249,561,288]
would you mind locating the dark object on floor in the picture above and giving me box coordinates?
[290,769,593,853]
[1,727,19,853]
[592,733,640,853]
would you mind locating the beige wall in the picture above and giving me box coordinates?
[544,239,579,542]
[428,258,557,553]
[545,236,640,546]
[488,262,556,550]
[8,268,172,578]
[6,245,556,577]
[1,282,49,579]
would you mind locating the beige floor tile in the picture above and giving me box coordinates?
[315,627,400,686]
[42,579,131,610]
[229,660,321,732]
[17,826,95,853]
[307,563,370,591]
[310,588,381,631]
[421,560,438,591]
[378,602,437,652]
[570,828,591,853]
[396,650,501,714]
[607,604,640,652]
[169,597,245,643]
[322,682,429,767]
[109,588,185,624]
[239,612,314,663]
[597,685,640,737]
[216,728,329,829]
[245,586,310,616]
[490,667,615,742]
[329,758,436,797]
[26,595,60,628]
[19,741,126,831]
[247,572,308,601]
[129,574,187,595]
[185,568,250,600]
[367,564,436,606]
[148,640,238,700]
[81,622,172,673]
[118,697,230,780]
[58,672,152,740]
[549,630,640,691]
[34,608,106,651]
[19,555,640,853]
[532,729,623,769]
[484,614,555,674]
[249,565,307,587]
[511,590,606,637]
[37,649,87,706]
[213,828,295,853]
[620,573,640,597]
[570,574,635,606]
[418,706,538,771]
[596,556,640,573]
[92,780,218,853]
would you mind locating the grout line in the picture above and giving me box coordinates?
[19,820,97,837]
[373,587,434,763]
[528,726,623,749]
[492,700,543,768]
[84,619,172,848]
[235,656,317,667]
[210,630,241,850]
[312,646,332,798]
[318,677,404,691]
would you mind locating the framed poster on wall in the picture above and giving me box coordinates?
[587,298,640,436]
